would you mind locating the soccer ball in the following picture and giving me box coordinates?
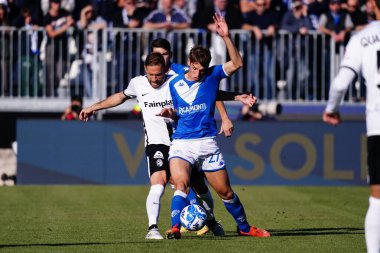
[180,204,207,231]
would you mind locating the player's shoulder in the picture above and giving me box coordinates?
[351,21,380,42]
[208,64,224,76]
[128,75,149,89]
[131,75,148,82]
[170,62,188,74]
[168,73,182,84]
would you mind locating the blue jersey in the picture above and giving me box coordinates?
[169,65,228,139]
[169,62,188,75]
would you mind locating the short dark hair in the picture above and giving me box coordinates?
[189,46,211,68]
[71,95,83,105]
[151,38,171,52]
[145,52,165,68]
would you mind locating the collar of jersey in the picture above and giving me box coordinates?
[183,72,205,87]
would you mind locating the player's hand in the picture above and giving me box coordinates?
[219,117,234,137]
[157,107,177,120]
[236,93,257,107]
[79,107,95,122]
[213,12,229,37]
[322,112,341,126]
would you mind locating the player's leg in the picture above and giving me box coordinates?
[165,157,192,239]
[199,139,269,237]
[365,136,380,253]
[191,174,215,221]
[179,185,199,234]
[145,144,170,240]
[190,170,225,236]
[204,169,269,237]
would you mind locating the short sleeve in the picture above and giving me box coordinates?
[217,64,229,79]
[123,78,137,98]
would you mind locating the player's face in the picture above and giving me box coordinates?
[152,47,171,68]
[187,62,206,81]
[145,65,166,88]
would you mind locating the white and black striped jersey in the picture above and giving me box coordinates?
[326,21,380,136]
[123,75,174,146]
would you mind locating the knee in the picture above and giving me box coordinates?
[175,182,190,194]
[218,188,234,200]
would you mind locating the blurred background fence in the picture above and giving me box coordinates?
[0,28,365,112]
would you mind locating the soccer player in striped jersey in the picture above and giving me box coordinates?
[160,13,270,239]
[323,0,380,250]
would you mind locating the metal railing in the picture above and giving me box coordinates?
[0,27,365,112]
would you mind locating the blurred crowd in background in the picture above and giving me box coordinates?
[0,0,372,120]
[0,0,372,34]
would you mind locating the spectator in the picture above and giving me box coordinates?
[306,0,329,29]
[266,0,288,25]
[318,0,353,43]
[143,0,190,74]
[111,0,151,93]
[43,0,75,97]
[113,0,151,28]
[72,0,92,21]
[61,95,83,120]
[10,0,43,25]
[12,8,43,96]
[74,4,107,97]
[0,3,11,96]
[281,0,314,99]
[92,0,116,24]
[240,0,257,19]
[192,0,244,79]
[343,0,368,30]
[192,0,244,31]
[143,0,191,30]
[318,0,353,100]
[173,0,197,19]
[365,0,375,22]
[77,4,106,30]
[41,0,75,16]
[242,0,277,99]
[138,0,158,10]
[281,0,313,35]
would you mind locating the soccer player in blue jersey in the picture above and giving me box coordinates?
[151,38,229,236]
[160,13,270,239]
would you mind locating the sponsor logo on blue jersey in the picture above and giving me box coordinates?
[178,103,207,115]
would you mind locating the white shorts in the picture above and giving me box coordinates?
[169,138,226,172]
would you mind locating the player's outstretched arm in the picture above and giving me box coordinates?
[213,13,243,75]
[79,92,129,122]
[323,67,357,126]
[216,101,234,137]
[216,90,256,107]
[234,93,256,107]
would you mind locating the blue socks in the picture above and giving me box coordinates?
[171,190,188,228]
[186,188,198,205]
[223,193,250,232]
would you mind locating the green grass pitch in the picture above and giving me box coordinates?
[0,186,368,253]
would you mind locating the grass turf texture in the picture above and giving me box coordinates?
[0,186,368,253]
